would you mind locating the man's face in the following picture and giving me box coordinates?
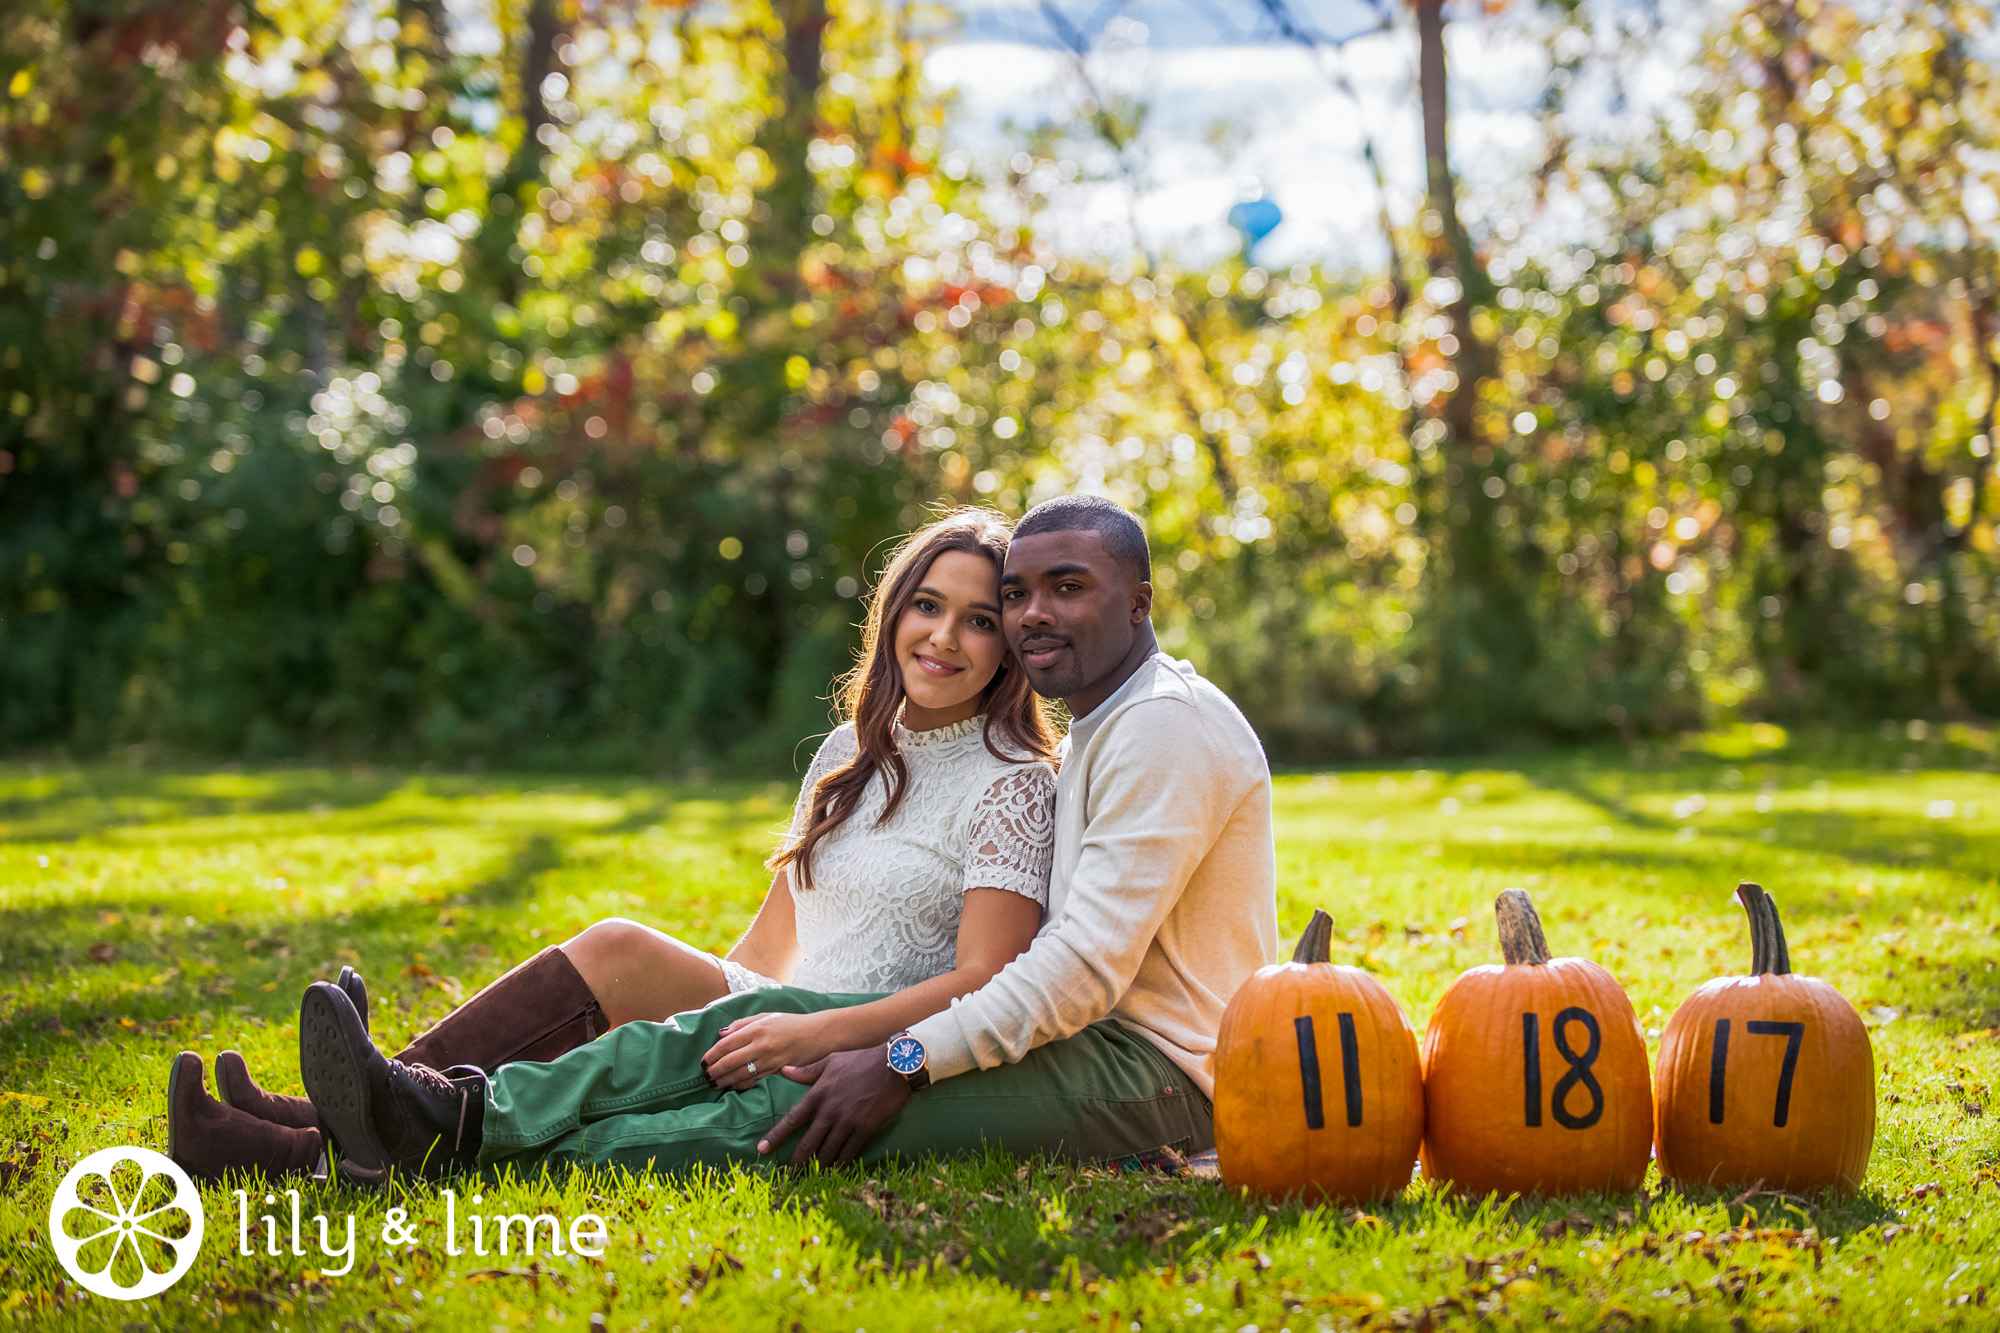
[1000,529,1146,704]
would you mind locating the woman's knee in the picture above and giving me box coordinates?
[560,917,725,1027]
[563,917,655,973]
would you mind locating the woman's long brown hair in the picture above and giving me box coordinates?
[771,508,1057,889]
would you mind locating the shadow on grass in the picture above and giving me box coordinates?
[0,761,779,845]
[0,767,410,844]
[0,833,571,1066]
[1523,765,1675,832]
[748,1155,1906,1287]
[1510,768,2000,904]
[190,1149,1907,1299]
[1,784,772,844]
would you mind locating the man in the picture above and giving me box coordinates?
[299,495,1278,1177]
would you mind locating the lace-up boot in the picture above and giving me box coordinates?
[297,982,488,1183]
[215,965,371,1129]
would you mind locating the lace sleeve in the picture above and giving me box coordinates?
[779,725,856,853]
[959,763,1057,906]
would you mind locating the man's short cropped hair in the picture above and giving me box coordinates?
[1014,495,1151,584]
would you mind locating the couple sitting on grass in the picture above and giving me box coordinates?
[168,495,1278,1183]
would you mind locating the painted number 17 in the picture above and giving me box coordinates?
[1707,1018,1806,1127]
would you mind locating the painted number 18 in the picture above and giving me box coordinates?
[1521,1008,1606,1129]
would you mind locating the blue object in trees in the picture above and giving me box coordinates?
[1227,197,1283,255]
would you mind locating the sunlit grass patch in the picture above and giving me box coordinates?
[2,729,1995,1327]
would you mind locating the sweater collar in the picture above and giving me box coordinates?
[1067,652,1168,744]
[892,711,985,751]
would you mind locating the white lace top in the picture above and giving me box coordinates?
[722,713,1058,995]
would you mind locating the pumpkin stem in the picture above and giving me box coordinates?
[1290,909,1334,964]
[1735,881,1792,976]
[1495,888,1552,965]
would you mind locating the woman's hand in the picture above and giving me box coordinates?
[702,1012,838,1091]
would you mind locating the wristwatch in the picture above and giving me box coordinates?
[886,1031,930,1091]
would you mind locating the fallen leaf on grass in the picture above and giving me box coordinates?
[464,1263,567,1293]
[855,1181,897,1219]
[0,1140,44,1192]
[684,1248,745,1293]
[1540,1213,1595,1240]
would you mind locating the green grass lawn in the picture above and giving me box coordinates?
[3,724,1997,1329]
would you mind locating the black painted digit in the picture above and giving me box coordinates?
[1522,1012,1543,1127]
[1294,1015,1325,1130]
[1549,1007,1605,1130]
[1708,1018,1732,1124]
[1524,1010,1608,1129]
[1337,1011,1363,1128]
[1297,1013,1368,1130]
[1746,1019,1806,1127]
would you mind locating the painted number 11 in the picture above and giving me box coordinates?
[1706,1018,1806,1127]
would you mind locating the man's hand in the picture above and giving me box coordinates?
[757,1046,911,1166]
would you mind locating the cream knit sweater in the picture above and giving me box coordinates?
[906,652,1278,1098]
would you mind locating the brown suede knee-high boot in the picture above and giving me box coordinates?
[223,947,607,1128]
[394,946,608,1069]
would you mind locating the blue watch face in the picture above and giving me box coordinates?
[887,1036,926,1075]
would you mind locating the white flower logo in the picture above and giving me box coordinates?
[48,1147,204,1301]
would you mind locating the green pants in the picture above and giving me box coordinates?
[477,986,1212,1173]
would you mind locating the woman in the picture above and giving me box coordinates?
[167,508,1060,1179]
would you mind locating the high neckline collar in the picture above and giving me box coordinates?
[893,711,985,750]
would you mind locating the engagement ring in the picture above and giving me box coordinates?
[746,1060,757,1074]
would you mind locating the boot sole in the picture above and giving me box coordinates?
[297,984,389,1184]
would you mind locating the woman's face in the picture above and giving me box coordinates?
[891,548,1008,729]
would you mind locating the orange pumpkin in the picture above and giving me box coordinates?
[1655,882,1875,1193]
[1421,889,1653,1196]
[1214,909,1425,1203]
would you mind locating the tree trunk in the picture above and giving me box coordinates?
[746,0,828,306]
[1412,0,1535,742]
[469,0,562,309]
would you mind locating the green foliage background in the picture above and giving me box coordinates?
[2,0,1996,769]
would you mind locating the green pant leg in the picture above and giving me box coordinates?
[526,1019,1213,1174]
[477,985,880,1163]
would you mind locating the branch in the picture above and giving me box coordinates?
[1035,0,1239,500]
[1252,0,1405,319]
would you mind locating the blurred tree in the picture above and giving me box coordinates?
[0,0,235,745]
[1544,0,2000,718]
[0,0,1991,766]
